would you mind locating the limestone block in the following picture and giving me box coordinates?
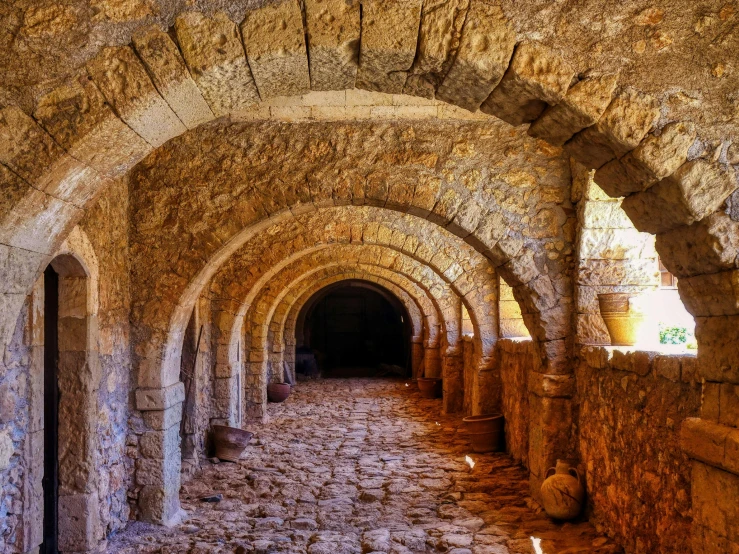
[580,200,633,229]
[435,1,515,112]
[696,316,739,384]
[656,213,739,278]
[58,493,101,552]
[304,0,360,90]
[621,161,737,235]
[577,259,659,287]
[595,122,698,197]
[565,88,660,170]
[139,425,180,460]
[528,74,618,146]
[576,313,610,345]
[690,450,739,537]
[529,374,575,398]
[0,171,83,254]
[241,0,310,99]
[132,26,214,129]
[579,228,657,260]
[0,428,12,470]
[86,46,187,147]
[175,11,261,116]
[35,73,152,177]
[355,0,423,94]
[480,41,575,126]
[678,270,739,317]
[142,402,183,431]
[404,0,469,98]
[720,383,739,428]
[0,106,102,207]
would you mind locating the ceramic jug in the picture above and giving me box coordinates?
[540,460,585,520]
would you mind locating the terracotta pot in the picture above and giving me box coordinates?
[540,460,585,520]
[463,414,504,453]
[597,292,646,346]
[267,383,291,403]
[417,378,442,398]
[212,425,253,463]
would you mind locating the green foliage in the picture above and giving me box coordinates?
[659,324,695,346]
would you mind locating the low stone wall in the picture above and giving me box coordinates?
[498,339,535,468]
[576,346,700,554]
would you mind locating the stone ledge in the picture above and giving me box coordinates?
[579,345,697,382]
[681,417,739,476]
[135,382,186,411]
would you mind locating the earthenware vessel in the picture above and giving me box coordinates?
[212,425,253,462]
[463,414,504,453]
[597,292,646,346]
[540,460,585,520]
[267,382,291,403]
[417,377,442,398]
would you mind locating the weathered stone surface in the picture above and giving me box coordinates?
[304,0,360,91]
[432,1,511,113]
[577,348,699,553]
[622,160,737,235]
[656,212,739,278]
[34,73,152,177]
[695,315,739,384]
[241,0,310,99]
[528,73,618,146]
[565,88,660,170]
[174,11,261,116]
[131,26,214,129]
[679,270,739,317]
[691,461,739,553]
[403,0,469,99]
[480,41,575,126]
[86,46,186,147]
[135,382,186,411]
[107,380,616,553]
[594,121,697,197]
[579,228,657,260]
[355,0,423,94]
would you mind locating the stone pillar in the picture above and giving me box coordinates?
[135,382,186,526]
[411,337,423,379]
[423,344,441,378]
[245,354,267,421]
[470,355,500,416]
[442,348,464,414]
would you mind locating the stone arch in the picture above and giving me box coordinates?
[0,1,735,533]
[239,255,458,420]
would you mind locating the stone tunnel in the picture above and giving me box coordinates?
[0,0,738,552]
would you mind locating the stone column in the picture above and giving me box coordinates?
[135,382,185,526]
[411,336,423,379]
[442,347,464,414]
[423,343,441,378]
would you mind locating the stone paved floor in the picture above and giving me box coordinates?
[108,379,622,554]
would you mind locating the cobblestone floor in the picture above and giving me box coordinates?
[108,379,621,553]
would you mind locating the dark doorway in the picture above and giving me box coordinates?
[302,281,411,378]
[42,265,59,554]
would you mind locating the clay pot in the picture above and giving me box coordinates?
[212,425,253,462]
[597,292,646,346]
[267,383,291,403]
[540,460,585,520]
[417,378,442,398]
[463,414,504,453]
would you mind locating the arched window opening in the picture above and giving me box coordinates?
[499,277,531,340]
[297,281,412,379]
[655,258,696,350]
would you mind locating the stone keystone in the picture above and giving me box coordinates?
[175,11,261,116]
[594,121,697,197]
[528,73,618,146]
[480,41,575,126]
[436,0,515,112]
[565,87,660,170]
[621,160,737,235]
[404,0,470,99]
[241,0,311,99]
[304,0,360,90]
[355,0,423,94]
[132,26,214,129]
[86,46,187,148]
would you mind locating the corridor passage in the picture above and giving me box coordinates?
[109,380,619,554]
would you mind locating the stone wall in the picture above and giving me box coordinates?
[499,279,530,339]
[577,346,700,554]
[498,339,535,468]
